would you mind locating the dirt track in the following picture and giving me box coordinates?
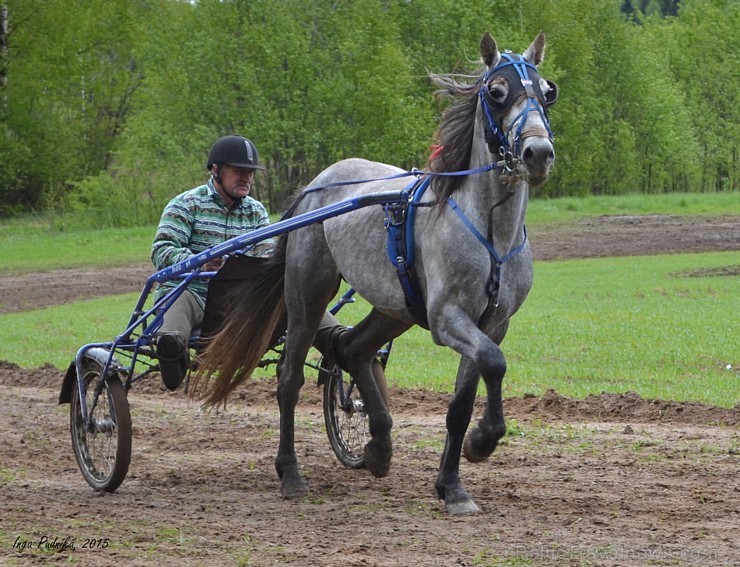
[1,213,738,566]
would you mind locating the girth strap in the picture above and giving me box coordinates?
[384,177,432,328]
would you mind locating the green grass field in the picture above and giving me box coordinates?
[1,191,738,274]
[0,192,738,408]
[305,251,739,408]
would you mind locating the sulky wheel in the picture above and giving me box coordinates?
[70,358,132,492]
[321,359,368,469]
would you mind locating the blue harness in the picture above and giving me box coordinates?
[380,51,552,327]
[314,51,552,328]
[384,176,528,328]
[479,52,555,161]
[384,176,433,326]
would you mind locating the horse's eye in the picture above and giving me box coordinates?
[487,83,508,106]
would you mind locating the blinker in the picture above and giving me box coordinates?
[484,61,548,110]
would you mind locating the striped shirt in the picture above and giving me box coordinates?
[151,178,272,307]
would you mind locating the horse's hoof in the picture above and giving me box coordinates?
[363,436,392,478]
[463,434,487,463]
[280,472,308,499]
[438,484,480,515]
[462,427,499,463]
[446,499,481,515]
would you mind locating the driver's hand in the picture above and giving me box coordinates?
[203,257,225,272]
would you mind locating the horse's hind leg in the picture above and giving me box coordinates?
[336,309,409,478]
[275,226,344,499]
[274,333,311,499]
[275,291,337,498]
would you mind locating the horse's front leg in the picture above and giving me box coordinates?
[432,311,509,514]
[274,338,310,499]
[435,356,481,515]
[462,322,510,463]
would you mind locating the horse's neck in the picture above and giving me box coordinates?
[455,140,529,250]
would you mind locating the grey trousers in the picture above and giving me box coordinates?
[157,290,387,403]
[157,290,203,342]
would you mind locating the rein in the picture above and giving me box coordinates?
[300,161,502,196]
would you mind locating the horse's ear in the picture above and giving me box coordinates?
[523,31,547,66]
[480,32,499,68]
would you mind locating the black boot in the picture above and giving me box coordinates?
[156,333,188,390]
[314,324,350,372]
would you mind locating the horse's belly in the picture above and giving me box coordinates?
[323,213,412,317]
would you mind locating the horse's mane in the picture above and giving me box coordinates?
[427,68,485,204]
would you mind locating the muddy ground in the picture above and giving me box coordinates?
[1,214,738,566]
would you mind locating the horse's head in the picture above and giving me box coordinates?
[479,31,557,187]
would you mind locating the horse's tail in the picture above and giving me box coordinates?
[191,239,287,408]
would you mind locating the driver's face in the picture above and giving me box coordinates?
[215,164,255,205]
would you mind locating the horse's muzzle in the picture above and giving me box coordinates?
[521,135,555,186]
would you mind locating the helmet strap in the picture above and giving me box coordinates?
[212,163,242,209]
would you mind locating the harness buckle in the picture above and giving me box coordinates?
[504,151,516,172]
[384,203,406,227]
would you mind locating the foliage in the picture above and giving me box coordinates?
[1,0,142,215]
[0,0,738,225]
[659,0,740,192]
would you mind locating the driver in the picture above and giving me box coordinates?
[151,134,274,390]
[151,134,384,395]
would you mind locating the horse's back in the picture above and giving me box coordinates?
[287,158,415,319]
[306,158,407,198]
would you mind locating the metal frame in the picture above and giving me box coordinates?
[71,188,408,430]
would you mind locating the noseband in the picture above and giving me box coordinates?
[479,52,556,170]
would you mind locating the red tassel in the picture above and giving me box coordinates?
[429,144,444,160]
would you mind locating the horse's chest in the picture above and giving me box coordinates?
[424,238,532,316]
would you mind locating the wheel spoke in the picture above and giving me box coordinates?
[70,358,131,491]
[322,360,368,469]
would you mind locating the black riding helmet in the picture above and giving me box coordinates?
[206,135,265,171]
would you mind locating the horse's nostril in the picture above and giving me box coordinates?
[523,143,555,166]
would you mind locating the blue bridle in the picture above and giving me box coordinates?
[382,53,557,325]
[478,52,556,168]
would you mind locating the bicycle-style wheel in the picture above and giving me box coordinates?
[70,358,132,492]
[322,360,368,469]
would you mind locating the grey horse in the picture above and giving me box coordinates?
[195,31,557,515]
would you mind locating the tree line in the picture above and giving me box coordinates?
[0,0,737,226]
